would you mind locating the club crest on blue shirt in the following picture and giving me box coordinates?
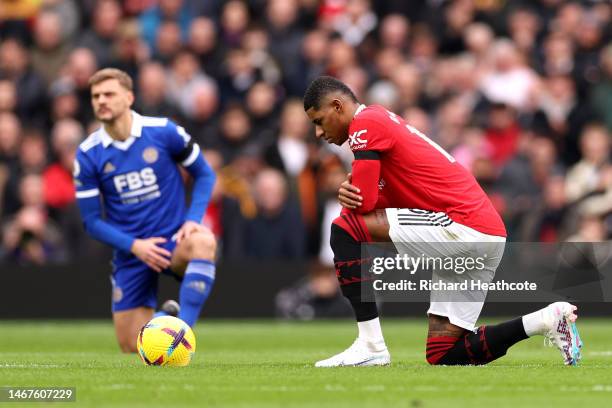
[143,147,159,163]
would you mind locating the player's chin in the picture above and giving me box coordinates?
[95,112,114,122]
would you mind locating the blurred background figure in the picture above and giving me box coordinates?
[244,168,305,259]
[1,174,67,264]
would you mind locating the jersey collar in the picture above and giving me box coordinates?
[99,111,143,149]
[353,104,366,118]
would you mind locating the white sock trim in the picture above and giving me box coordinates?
[357,317,386,350]
[522,309,545,337]
[185,260,216,279]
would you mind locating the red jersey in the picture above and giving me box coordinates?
[348,105,506,237]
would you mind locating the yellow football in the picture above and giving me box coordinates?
[137,316,196,366]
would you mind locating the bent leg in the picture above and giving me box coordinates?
[113,307,154,353]
[171,228,217,327]
[361,209,392,242]
[426,314,528,365]
[170,228,217,275]
[332,211,392,340]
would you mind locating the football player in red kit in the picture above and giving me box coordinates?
[304,76,582,367]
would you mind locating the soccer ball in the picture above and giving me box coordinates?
[137,316,196,366]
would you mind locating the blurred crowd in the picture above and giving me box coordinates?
[0,0,611,268]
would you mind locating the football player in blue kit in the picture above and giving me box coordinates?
[74,68,216,352]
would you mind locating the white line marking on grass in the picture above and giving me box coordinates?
[363,385,385,392]
[0,363,62,368]
[589,351,612,356]
[324,384,346,392]
[98,384,136,390]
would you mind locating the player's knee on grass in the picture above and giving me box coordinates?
[116,327,139,353]
[425,315,464,365]
[119,339,137,353]
[185,231,216,261]
[425,315,528,365]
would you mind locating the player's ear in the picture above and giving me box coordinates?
[331,98,342,113]
[127,90,135,107]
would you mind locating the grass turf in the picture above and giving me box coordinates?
[0,319,611,407]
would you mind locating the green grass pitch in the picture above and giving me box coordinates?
[1,319,611,407]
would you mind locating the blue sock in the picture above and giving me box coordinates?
[178,259,215,327]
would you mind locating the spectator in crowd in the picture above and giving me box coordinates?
[244,167,305,259]
[379,13,410,53]
[135,61,174,118]
[153,21,182,64]
[219,0,250,50]
[245,81,278,143]
[18,130,48,175]
[300,29,329,90]
[266,0,304,95]
[43,119,83,210]
[0,79,17,114]
[61,48,99,125]
[79,0,123,68]
[184,80,220,147]
[1,174,67,264]
[590,44,612,130]
[534,73,594,165]
[188,17,224,79]
[166,49,213,118]
[111,19,149,81]
[332,0,377,47]
[0,39,47,125]
[48,79,79,123]
[30,10,71,85]
[565,124,611,204]
[214,104,254,164]
[480,39,539,111]
[0,112,22,216]
[139,0,193,51]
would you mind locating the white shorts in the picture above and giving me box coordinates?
[386,208,506,331]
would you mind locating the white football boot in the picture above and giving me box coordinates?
[315,338,391,367]
[541,302,583,365]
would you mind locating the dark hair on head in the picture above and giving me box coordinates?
[303,76,358,111]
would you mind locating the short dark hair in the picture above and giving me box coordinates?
[303,76,358,111]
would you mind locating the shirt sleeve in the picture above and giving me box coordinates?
[74,150,135,253]
[348,117,390,213]
[165,120,202,167]
[165,121,216,223]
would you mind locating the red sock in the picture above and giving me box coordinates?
[426,336,459,365]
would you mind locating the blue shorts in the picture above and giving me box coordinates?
[110,237,181,312]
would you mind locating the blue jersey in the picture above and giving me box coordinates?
[74,111,215,263]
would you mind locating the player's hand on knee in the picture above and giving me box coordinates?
[131,237,172,273]
[338,173,362,209]
[176,220,207,244]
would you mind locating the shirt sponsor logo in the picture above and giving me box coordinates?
[113,167,160,204]
[349,129,368,150]
[142,147,159,164]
